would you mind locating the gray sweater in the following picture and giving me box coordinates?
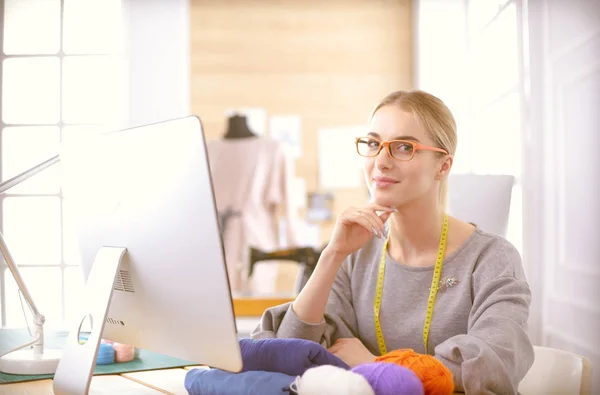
[252,228,535,394]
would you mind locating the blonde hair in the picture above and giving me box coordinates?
[369,90,457,206]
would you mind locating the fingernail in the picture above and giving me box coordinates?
[389,207,398,212]
[372,227,379,237]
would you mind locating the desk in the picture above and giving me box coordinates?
[0,297,291,395]
[1,298,467,394]
[232,296,294,317]
[0,367,201,395]
[0,367,465,394]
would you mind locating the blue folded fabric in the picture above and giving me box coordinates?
[184,368,296,395]
[239,338,349,376]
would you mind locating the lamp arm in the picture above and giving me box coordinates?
[0,155,59,194]
[0,155,60,355]
[0,231,44,325]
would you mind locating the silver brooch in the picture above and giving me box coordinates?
[438,276,460,291]
[430,276,460,292]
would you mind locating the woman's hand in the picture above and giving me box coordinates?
[325,203,395,258]
[328,338,377,368]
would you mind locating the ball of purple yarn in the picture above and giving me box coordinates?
[352,362,424,395]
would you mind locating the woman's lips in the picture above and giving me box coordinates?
[373,176,399,188]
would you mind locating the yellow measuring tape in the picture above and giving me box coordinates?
[373,213,449,355]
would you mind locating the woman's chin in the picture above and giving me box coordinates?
[371,194,402,208]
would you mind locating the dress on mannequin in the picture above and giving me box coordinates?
[207,114,300,295]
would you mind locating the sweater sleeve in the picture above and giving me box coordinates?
[434,238,535,394]
[251,258,359,348]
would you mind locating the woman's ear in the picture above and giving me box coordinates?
[435,155,453,181]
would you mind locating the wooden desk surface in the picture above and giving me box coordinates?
[232,296,294,317]
[0,297,292,395]
[0,374,167,395]
[0,367,463,394]
[0,300,463,394]
[0,367,202,395]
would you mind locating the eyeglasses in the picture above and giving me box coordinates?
[355,136,448,161]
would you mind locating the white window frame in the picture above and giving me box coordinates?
[0,0,123,329]
[465,0,525,253]
[414,0,525,253]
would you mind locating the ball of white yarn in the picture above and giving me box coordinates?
[293,365,375,395]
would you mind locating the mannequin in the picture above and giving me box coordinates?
[207,123,300,294]
[223,114,256,139]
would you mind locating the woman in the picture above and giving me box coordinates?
[252,90,534,394]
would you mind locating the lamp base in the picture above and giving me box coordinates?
[0,348,63,375]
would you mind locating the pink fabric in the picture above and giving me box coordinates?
[207,137,299,294]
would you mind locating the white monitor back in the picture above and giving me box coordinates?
[447,174,515,237]
[60,116,242,372]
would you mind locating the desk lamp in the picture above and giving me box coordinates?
[0,155,64,374]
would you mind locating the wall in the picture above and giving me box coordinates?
[189,0,413,243]
[122,0,191,128]
[525,0,600,390]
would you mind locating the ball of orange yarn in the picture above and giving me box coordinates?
[375,349,454,395]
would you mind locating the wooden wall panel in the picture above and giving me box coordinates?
[190,0,413,245]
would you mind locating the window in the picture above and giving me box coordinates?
[467,0,513,36]
[466,0,523,253]
[0,0,124,329]
[415,0,524,253]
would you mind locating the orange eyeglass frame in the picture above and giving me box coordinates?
[355,136,449,161]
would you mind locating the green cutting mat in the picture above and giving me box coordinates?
[0,329,198,384]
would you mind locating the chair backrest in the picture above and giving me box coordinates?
[519,346,592,395]
[447,174,515,237]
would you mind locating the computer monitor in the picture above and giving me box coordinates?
[53,116,242,395]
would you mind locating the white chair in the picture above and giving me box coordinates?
[519,346,592,395]
[447,174,515,237]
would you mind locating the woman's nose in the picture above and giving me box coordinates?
[375,145,394,169]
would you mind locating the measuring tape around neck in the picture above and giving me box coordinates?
[373,213,449,355]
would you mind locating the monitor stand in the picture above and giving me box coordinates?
[52,246,127,395]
